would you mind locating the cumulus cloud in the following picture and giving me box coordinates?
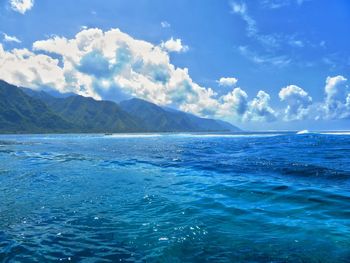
[0,28,277,124]
[9,0,34,14]
[0,43,67,93]
[0,28,226,119]
[217,77,238,87]
[219,88,248,118]
[1,26,348,124]
[346,94,350,108]
[3,33,21,43]
[160,37,189,53]
[278,77,350,121]
[217,88,276,122]
[246,90,276,122]
[31,28,186,103]
[279,85,312,121]
[323,75,349,119]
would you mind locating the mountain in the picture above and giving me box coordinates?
[20,86,142,132]
[43,95,142,132]
[21,87,76,99]
[1,80,241,133]
[163,107,240,132]
[0,80,73,133]
[120,98,240,132]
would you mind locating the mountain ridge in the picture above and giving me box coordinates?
[119,98,239,132]
[0,80,241,133]
[0,80,73,133]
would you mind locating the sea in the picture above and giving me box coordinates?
[0,132,349,262]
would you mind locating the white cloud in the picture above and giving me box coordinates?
[217,77,238,87]
[220,87,248,118]
[0,43,67,93]
[230,2,257,36]
[0,28,277,124]
[160,21,171,28]
[323,75,349,119]
[231,1,310,67]
[278,76,350,121]
[325,75,347,101]
[231,2,281,49]
[279,85,312,120]
[1,28,220,119]
[346,93,350,108]
[1,26,348,124]
[217,88,276,122]
[246,90,276,122]
[261,0,290,9]
[160,37,189,53]
[261,0,309,9]
[3,33,21,43]
[289,39,304,48]
[239,46,291,67]
[9,0,34,14]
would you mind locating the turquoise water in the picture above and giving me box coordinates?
[0,133,350,262]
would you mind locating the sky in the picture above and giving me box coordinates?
[0,0,349,130]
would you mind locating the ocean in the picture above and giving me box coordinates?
[0,132,349,262]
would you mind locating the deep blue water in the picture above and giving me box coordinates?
[0,132,350,262]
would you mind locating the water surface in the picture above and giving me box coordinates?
[0,132,350,262]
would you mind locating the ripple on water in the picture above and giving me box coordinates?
[0,133,350,262]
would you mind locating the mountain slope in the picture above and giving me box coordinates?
[0,80,73,133]
[21,86,143,132]
[44,95,142,132]
[120,98,240,132]
[1,80,241,133]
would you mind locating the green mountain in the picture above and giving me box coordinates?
[1,80,241,133]
[43,95,142,132]
[0,80,73,133]
[119,98,240,132]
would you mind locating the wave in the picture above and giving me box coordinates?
[320,132,350,135]
[278,163,350,179]
[296,130,310,135]
[105,133,283,139]
[12,150,89,163]
[105,134,163,138]
[180,134,283,138]
[296,130,350,136]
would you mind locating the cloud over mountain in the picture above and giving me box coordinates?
[0,27,281,124]
[0,27,349,124]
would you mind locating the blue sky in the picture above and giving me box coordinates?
[0,0,349,130]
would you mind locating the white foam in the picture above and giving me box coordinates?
[296,129,309,135]
[168,133,283,138]
[105,133,282,138]
[320,132,350,135]
[105,134,163,138]
[182,134,282,138]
